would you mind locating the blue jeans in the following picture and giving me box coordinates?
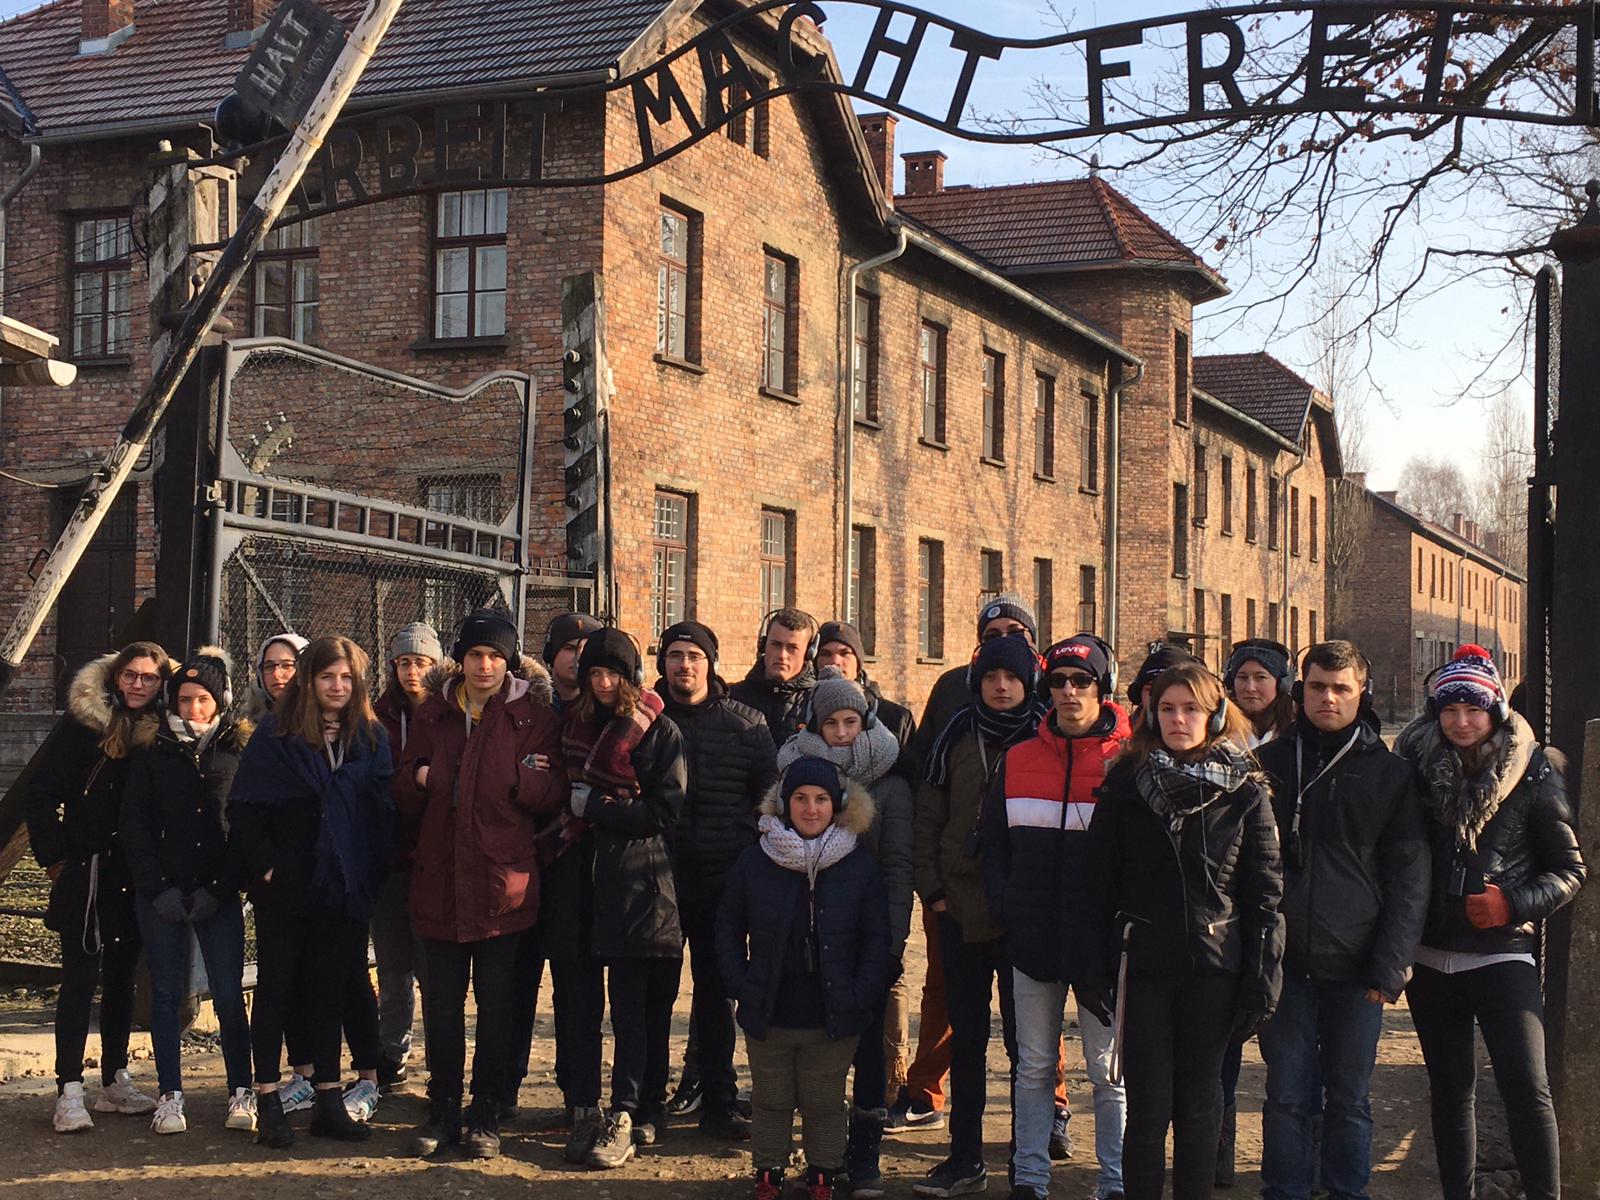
[1259,975,1384,1200]
[1012,968,1124,1197]
[135,895,251,1095]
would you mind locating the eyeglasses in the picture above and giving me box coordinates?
[117,670,162,688]
[664,651,707,665]
[1047,672,1098,692]
[262,661,297,675]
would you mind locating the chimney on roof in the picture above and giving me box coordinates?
[902,150,947,197]
[81,0,134,47]
[1484,531,1502,558]
[1452,513,1466,536]
[1346,471,1367,490]
[1378,490,1399,504]
[227,0,277,34]
[857,112,897,200]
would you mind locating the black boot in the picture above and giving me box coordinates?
[413,1095,462,1158]
[845,1107,885,1198]
[308,1086,372,1141]
[255,1088,294,1150]
[1215,1102,1237,1187]
[463,1098,502,1159]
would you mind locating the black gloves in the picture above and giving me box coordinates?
[151,887,188,924]
[1230,1005,1273,1041]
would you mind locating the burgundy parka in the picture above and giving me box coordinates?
[396,657,566,943]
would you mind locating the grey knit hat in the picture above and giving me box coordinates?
[977,593,1038,644]
[389,621,444,664]
[810,665,869,724]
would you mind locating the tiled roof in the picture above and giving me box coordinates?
[1194,351,1320,444]
[894,175,1223,292]
[0,0,667,137]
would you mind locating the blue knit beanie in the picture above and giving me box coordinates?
[782,755,844,808]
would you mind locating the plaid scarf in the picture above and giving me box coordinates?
[562,687,665,796]
[1135,745,1256,832]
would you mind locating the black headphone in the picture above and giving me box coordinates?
[1421,659,1511,725]
[1143,677,1231,737]
[1223,638,1295,696]
[757,609,820,665]
[1037,635,1118,702]
[1291,644,1375,705]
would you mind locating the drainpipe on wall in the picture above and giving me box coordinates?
[839,220,908,615]
[1105,360,1143,656]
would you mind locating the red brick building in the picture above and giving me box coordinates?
[0,0,1342,715]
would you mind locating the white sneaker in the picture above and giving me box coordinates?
[53,1082,94,1133]
[95,1068,158,1115]
[342,1079,380,1123]
[151,1091,187,1135]
[225,1087,257,1132]
[279,1073,315,1113]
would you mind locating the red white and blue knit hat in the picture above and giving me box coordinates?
[1433,644,1506,714]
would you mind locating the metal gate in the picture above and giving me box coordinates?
[207,338,533,694]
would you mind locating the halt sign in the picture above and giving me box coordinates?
[234,0,348,129]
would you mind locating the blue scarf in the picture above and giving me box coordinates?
[230,712,394,919]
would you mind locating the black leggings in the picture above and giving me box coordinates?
[608,957,681,1116]
[1406,959,1559,1200]
[54,902,141,1090]
[252,906,370,1085]
[1121,972,1237,1200]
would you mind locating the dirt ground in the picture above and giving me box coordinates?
[0,897,1453,1198]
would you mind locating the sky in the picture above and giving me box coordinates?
[0,0,1555,490]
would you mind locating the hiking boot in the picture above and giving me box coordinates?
[308,1086,372,1141]
[255,1088,295,1150]
[52,1083,94,1134]
[95,1069,157,1115]
[586,1109,636,1168]
[225,1087,257,1132]
[563,1105,605,1163]
[464,1099,502,1159]
[912,1158,988,1197]
[411,1095,462,1158]
[151,1091,186,1135]
[1049,1106,1073,1161]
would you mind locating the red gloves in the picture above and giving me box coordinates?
[1465,883,1513,929]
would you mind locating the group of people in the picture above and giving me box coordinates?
[23,592,1585,1200]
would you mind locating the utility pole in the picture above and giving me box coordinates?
[0,0,406,699]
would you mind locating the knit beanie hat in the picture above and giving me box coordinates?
[543,611,604,664]
[388,621,443,664]
[976,593,1037,644]
[816,621,867,665]
[972,630,1041,694]
[1433,644,1507,718]
[170,647,232,710]
[578,627,641,683]
[452,609,519,663]
[782,755,845,808]
[658,620,719,669]
[1129,644,1200,709]
[1223,638,1294,694]
[810,665,869,723]
[1043,636,1113,695]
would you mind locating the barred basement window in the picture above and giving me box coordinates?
[71,213,133,359]
[433,189,508,339]
[253,213,320,343]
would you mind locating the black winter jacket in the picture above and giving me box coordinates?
[1088,757,1285,1008]
[584,715,690,958]
[1396,713,1586,957]
[120,720,250,902]
[656,678,778,886]
[1258,716,1431,999]
[730,663,816,744]
[715,790,890,1040]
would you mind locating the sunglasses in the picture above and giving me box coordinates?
[1048,672,1098,692]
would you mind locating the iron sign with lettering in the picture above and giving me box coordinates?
[201,0,1597,224]
[235,0,348,129]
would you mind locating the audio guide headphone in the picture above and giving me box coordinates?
[757,609,820,665]
[1037,635,1118,702]
[1144,674,1231,737]
[1421,659,1512,725]
[1291,644,1375,706]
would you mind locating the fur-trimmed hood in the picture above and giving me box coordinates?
[422,653,553,708]
[758,777,875,837]
[66,651,172,754]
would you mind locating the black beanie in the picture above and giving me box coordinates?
[1223,638,1294,694]
[1129,644,1200,709]
[452,609,519,663]
[543,611,604,664]
[169,648,231,710]
[658,620,719,673]
[579,627,641,683]
[816,621,867,666]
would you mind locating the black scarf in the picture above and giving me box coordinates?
[925,696,1048,786]
[1134,743,1256,831]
